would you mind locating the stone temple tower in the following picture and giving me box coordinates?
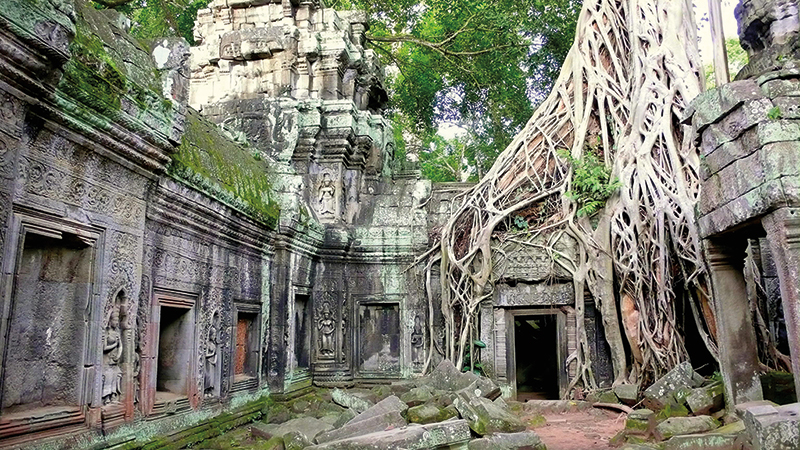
[189,0,394,225]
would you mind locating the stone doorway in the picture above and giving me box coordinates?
[0,217,101,439]
[156,306,194,400]
[515,315,559,400]
[506,308,568,400]
[231,301,261,393]
[144,290,197,415]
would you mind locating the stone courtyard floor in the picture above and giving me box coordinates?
[532,408,625,450]
[196,395,625,450]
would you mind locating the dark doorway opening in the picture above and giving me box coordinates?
[515,315,559,400]
[294,294,310,370]
[156,306,193,401]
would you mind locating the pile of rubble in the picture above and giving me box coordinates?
[248,360,545,450]
[608,362,749,450]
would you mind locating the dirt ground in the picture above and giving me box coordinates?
[527,408,626,450]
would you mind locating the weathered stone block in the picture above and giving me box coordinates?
[779,175,800,205]
[453,391,526,436]
[761,78,800,98]
[741,401,800,450]
[284,430,313,450]
[615,384,639,406]
[663,433,739,450]
[719,81,767,114]
[467,431,546,450]
[347,395,408,425]
[406,404,445,424]
[653,416,718,441]
[774,97,800,119]
[305,419,472,450]
[643,362,699,411]
[626,409,655,435]
[252,416,335,443]
[685,383,724,416]
[757,120,800,146]
[761,141,800,179]
[424,360,470,391]
[315,410,407,444]
[331,389,375,413]
[400,386,434,407]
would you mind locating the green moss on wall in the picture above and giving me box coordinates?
[55,0,176,138]
[170,109,280,229]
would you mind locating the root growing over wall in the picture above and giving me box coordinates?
[422,0,719,391]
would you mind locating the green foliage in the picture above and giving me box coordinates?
[704,38,749,89]
[105,0,210,44]
[559,145,621,217]
[461,340,487,375]
[768,106,783,120]
[338,0,580,181]
[513,215,528,231]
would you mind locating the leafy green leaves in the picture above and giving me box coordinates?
[106,0,210,44]
[559,147,621,217]
[355,0,580,181]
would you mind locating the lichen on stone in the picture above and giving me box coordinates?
[169,109,280,228]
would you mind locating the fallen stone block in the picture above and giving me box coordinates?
[741,401,800,450]
[400,386,435,407]
[407,403,458,424]
[389,379,417,395]
[654,415,718,441]
[314,411,406,444]
[305,418,472,450]
[643,362,700,411]
[426,360,475,392]
[620,444,662,450]
[332,409,356,429]
[522,400,591,414]
[626,409,655,436]
[332,389,375,414]
[467,430,546,450]
[347,395,408,425]
[252,416,334,442]
[663,433,739,450]
[686,383,724,416]
[615,384,640,406]
[284,430,313,450]
[454,391,526,436]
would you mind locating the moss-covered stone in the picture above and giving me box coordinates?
[169,109,280,228]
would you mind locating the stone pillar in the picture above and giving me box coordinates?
[704,238,763,406]
[762,207,800,397]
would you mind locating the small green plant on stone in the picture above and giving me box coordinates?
[768,106,783,120]
[558,146,621,217]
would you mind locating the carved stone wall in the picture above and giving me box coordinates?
[0,0,608,447]
[692,0,800,413]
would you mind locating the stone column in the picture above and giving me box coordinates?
[704,237,763,407]
[762,207,800,397]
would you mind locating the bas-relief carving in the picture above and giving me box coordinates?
[204,311,219,397]
[317,296,335,359]
[317,171,337,218]
[495,282,574,307]
[102,291,126,405]
[410,314,424,369]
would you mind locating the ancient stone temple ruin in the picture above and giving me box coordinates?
[688,0,800,445]
[0,0,617,445]
[4,0,800,447]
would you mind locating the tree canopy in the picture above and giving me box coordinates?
[103,0,581,182]
[337,0,581,181]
